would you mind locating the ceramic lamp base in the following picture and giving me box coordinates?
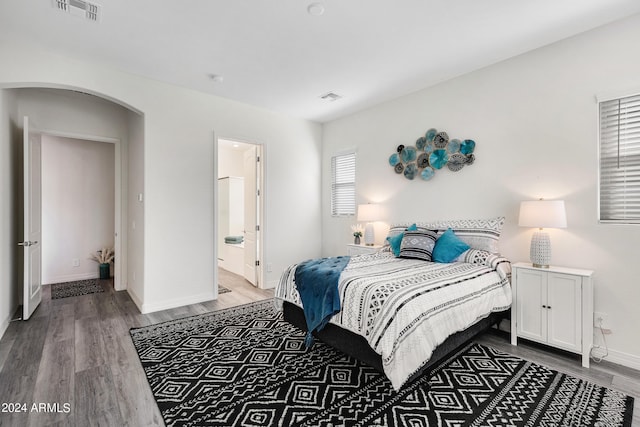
[530,230,551,268]
[364,223,375,246]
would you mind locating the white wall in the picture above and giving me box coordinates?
[0,89,19,337]
[0,39,323,314]
[218,144,245,178]
[322,14,640,369]
[41,135,115,284]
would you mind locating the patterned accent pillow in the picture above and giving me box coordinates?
[399,230,438,261]
[389,217,504,253]
[456,248,491,265]
[456,248,512,282]
[386,223,417,256]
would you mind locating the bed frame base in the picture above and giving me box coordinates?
[282,301,507,382]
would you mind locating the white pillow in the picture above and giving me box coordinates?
[387,216,504,254]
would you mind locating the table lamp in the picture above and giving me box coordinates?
[357,203,382,246]
[518,199,567,268]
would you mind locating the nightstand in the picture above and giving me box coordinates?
[347,244,383,256]
[510,262,594,368]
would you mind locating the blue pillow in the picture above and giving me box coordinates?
[386,223,417,256]
[432,228,470,263]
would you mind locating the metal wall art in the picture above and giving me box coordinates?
[388,128,476,181]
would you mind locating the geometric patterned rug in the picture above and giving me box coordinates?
[50,279,105,299]
[129,299,634,427]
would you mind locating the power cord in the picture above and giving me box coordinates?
[590,318,609,363]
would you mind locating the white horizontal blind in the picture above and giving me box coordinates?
[599,94,640,222]
[331,152,356,217]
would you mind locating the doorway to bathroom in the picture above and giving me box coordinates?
[216,138,263,294]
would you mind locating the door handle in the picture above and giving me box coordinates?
[17,241,38,247]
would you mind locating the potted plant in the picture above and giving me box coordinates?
[351,224,364,245]
[90,247,115,279]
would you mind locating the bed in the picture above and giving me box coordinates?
[275,217,512,390]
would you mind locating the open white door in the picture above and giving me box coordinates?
[20,116,42,320]
[243,146,259,286]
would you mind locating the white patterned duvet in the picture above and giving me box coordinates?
[276,250,512,390]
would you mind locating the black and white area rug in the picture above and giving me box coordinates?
[50,279,105,299]
[129,299,634,427]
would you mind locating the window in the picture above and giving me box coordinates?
[599,94,640,223]
[331,152,356,216]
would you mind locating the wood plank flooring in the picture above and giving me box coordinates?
[0,270,637,426]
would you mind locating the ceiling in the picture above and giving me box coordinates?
[1,1,640,123]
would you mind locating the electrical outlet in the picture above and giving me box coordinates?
[594,312,607,327]
[266,263,273,273]
[72,258,80,267]
[594,312,612,334]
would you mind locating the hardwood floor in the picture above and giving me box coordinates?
[0,274,637,426]
[0,274,273,427]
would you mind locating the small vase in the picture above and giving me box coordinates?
[99,263,110,279]
[354,236,361,245]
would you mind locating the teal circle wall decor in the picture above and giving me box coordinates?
[403,163,417,180]
[388,127,476,181]
[400,146,417,163]
[460,139,476,155]
[429,149,448,169]
[425,128,437,142]
[447,139,461,153]
[421,167,435,180]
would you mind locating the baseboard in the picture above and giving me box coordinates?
[0,315,9,340]
[262,279,278,290]
[140,291,216,314]
[127,288,144,312]
[43,272,98,285]
[593,347,640,371]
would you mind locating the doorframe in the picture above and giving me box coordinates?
[39,129,125,291]
[213,135,266,292]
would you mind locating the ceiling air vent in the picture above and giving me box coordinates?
[320,92,342,102]
[53,0,101,22]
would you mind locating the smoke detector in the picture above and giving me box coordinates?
[307,3,325,16]
[53,0,101,22]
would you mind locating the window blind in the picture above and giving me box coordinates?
[331,152,356,217]
[599,94,640,222]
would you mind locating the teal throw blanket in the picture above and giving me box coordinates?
[294,256,350,348]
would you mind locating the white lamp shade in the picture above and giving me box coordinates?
[518,200,567,229]
[357,203,382,222]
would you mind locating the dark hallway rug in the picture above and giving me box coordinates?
[50,279,105,299]
[129,299,634,427]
